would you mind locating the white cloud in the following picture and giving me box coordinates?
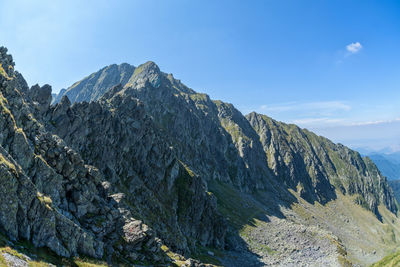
[349,118,400,126]
[260,101,351,113]
[346,42,362,54]
[292,117,344,125]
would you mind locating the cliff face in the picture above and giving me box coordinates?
[111,62,281,194]
[0,47,226,265]
[60,59,397,218]
[46,86,226,253]
[52,63,135,104]
[0,47,122,260]
[246,112,397,216]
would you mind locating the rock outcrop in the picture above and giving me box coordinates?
[0,47,226,265]
[63,59,396,218]
[52,63,135,104]
[46,84,226,253]
[247,112,397,216]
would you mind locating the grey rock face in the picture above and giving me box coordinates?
[246,112,397,216]
[110,62,279,194]
[389,179,400,204]
[0,47,172,263]
[53,63,135,104]
[50,58,397,218]
[29,84,52,114]
[46,84,226,253]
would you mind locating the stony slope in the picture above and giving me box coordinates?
[54,61,279,192]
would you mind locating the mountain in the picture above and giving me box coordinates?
[1,46,400,266]
[52,63,135,104]
[368,153,400,181]
[50,59,400,265]
[366,153,400,206]
[247,113,397,216]
[0,47,225,266]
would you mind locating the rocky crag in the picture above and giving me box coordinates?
[0,47,226,266]
[1,46,399,266]
[54,60,396,217]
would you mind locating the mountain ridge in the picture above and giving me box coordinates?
[55,59,397,217]
[1,46,400,266]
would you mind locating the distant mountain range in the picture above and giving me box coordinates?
[367,153,400,181]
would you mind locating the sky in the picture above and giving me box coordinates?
[0,0,399,152]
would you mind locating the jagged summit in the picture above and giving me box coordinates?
[0,46,226,265]
[52,62,136,104]
[0,47,14,78]
[53,59,398,217]
[124,61,162,89]
[136,60,160,72]
[247,111,397,215]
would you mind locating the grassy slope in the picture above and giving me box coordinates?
[371,251,400,267]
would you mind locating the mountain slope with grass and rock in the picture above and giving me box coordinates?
[0,46,399,266]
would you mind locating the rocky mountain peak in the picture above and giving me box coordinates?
[138,61,160,73]
[125,61,161,89]
[246,111,397,216]
[0,47,15,81]
[52,63,135,104]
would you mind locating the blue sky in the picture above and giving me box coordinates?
[1,0,400,152]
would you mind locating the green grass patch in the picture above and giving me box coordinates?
[209,180,264,229]
[371,250,400,267]
[0,63,11,80]
[192,245,224,266]
[0,153,17,174]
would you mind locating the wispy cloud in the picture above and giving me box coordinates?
[346,42,362,54]
[260,101,351,113]
[257,101,351,127]
[292,117,345,125]
[349,118,400,126]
